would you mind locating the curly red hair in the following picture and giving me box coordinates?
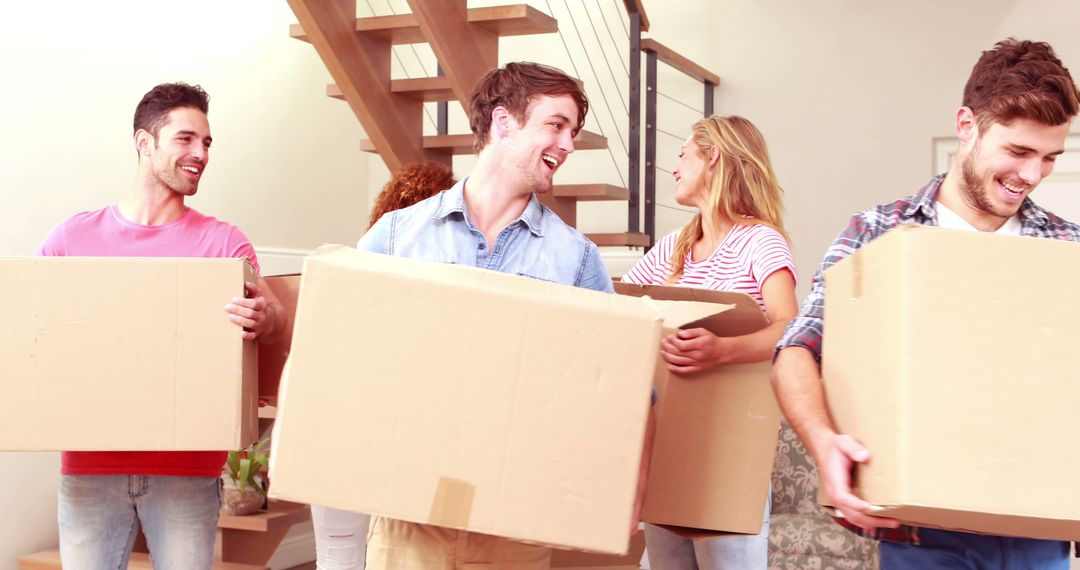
[369,161,457,228]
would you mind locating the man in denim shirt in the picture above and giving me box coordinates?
[357,62,613,569]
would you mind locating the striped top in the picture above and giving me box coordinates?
[622,223,796,311]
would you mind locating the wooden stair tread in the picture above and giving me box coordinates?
[640,38,719,85]
[588,232,651,247]
[291,4,557,45]
[360,131,607,155]
[553,184,628,201]
[218,500,309,532]
[328,77,454,102]
[17,550,267,570]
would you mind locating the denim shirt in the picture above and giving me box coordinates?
[357,177,613,293]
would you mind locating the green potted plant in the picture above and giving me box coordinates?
[221,436,269,516]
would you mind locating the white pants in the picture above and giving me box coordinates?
[312,505,371,570]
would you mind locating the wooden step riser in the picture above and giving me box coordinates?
[291,5,557,45]
[359,131,608,155]
[328,78,454,103]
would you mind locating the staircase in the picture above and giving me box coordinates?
[287,0,661,248]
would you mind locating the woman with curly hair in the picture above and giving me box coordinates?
[368,161,456,228]
[622,115,797,570]
[311,160,456,570]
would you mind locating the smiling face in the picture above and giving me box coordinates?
[140,107,211,196]
[672,136,711,208]
[956,114,1069,220]
[500,94,579,194]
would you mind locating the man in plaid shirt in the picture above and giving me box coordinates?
[772,38,1080,569]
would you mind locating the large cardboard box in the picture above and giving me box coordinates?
[616,283,781,537]
[822,225,1080,540]
[269,245,662,554]
[0,256,258,451]
[257,273,300,402]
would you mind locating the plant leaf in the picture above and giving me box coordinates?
[225,452,241,478]
[238,458,252,491]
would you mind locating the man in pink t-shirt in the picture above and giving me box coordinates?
[37,82,286,570]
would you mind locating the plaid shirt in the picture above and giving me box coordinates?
[777,174,1080,544]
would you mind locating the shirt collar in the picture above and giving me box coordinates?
[907,173,1051,228]
[1018,196,1051,228]
[903,174,945,222]
[431,176,546,237]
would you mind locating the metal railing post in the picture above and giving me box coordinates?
[626,8,641,234]
[645,50,657,247]
[704,81,715,117]
[437,64,448,135]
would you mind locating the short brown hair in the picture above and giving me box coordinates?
[369,161,456,228]
[964,38,1080,130]
[134,82,209,139]
[468,62,588,151]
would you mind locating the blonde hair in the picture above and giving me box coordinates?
[667,115,788,284]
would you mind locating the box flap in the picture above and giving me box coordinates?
[615,283,778,535]
[615,282,766,335]
[257,273,301,402]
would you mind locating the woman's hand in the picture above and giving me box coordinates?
[660,327,729,375]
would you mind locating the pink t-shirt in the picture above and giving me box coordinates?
[622,224,795,311]
[37,204,260,478]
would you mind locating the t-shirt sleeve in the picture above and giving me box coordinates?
[227,227,261,275]
[748,228,796,290]
[621,231,678,284]
[36,221,69,256]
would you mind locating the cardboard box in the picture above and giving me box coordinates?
[258,273,301,402]
[0,256,258,451]
[269,245,662,554]
[615,283,781,538]
[550,530,644,569]
[822,225,1080,540]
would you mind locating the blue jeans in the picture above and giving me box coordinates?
[58,475,221,570]
[880,528,1070,569]
[644,493,770,570]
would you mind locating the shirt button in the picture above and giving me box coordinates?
[478,243,485,250]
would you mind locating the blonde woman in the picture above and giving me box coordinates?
[622,115,797,569]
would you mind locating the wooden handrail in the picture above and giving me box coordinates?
[640,38,719,86]
[620,0,649,32]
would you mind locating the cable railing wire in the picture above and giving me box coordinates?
[597,1,630,77]
[657,202,695,214]
[543,0,627,187]
[558,0,630,158]
[582,1,629,113]
[657,90,705,115]
[612,0,630,39]
[657,127,684,142]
